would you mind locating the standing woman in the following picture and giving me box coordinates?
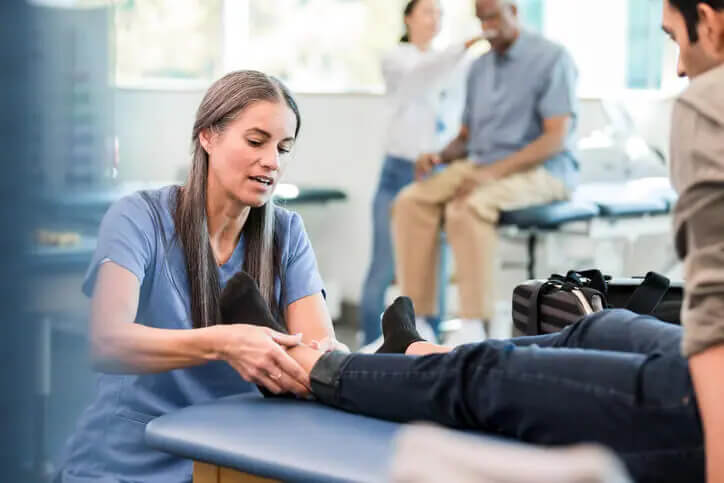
[359,0,481,345]
[55,71,341,482]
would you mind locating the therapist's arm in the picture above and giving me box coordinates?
[285,293,341,349]
[690,347,724,483]
[89,262,218,373]
[383,38,480,104]
[89,262,310,395]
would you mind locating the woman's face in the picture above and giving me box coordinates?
[406,0,442,44]
[201,100,297,208]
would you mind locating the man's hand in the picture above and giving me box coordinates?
[415,152,443,180]
[454,164,500,200]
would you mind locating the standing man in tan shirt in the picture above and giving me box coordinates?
[663,1,724,481]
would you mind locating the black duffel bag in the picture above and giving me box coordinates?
[512,269,684,337]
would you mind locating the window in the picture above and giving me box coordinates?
[241,0,483,93]
[242,0,402,93]
[113,0,673,95]
[518,0,545,33]
[114,0,222,88]
[540,0,669,95]
[627,0,664,89]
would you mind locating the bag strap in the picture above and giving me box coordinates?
[570,288,595,315]
[526,281,550,336]
[527,279,566,336]
[566,269,608,294]
[625,271,670,315]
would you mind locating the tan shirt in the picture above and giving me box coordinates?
[670,63,724,357]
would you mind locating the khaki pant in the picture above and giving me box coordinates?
[391,161,568,319]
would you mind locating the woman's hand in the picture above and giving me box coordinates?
[309,337,351,354]
[214,324,311,397]
[464,35,484,49]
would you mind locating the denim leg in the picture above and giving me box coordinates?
[359,183,396,343]
[312,339,702,482]
[554,309,683,354]
[360,156,414,344]
[509,309,683,355]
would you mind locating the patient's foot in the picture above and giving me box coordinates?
[219,271,287,334]
[220,271,295,399]
[376,297,425,354]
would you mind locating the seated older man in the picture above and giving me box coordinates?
[391,0,579,343]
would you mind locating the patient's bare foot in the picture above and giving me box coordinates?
[287,345,324,374]
[406,341,451,356]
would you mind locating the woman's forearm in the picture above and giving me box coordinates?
[91,322,224,374]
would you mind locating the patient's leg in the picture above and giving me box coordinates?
[510,309,683,355]
[285,302,700,481]
[307,338,701,483]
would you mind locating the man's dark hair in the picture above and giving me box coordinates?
[669,0,724,42]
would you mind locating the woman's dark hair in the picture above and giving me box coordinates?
[400,0,422,42]
[176,70,301,329]
[669,0,724,42]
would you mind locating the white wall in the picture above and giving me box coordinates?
[115,89,677,312]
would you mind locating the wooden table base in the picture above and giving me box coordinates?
[193,461,278,483]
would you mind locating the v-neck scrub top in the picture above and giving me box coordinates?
[56,185,325,483]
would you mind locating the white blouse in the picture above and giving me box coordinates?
[381,42,468,162]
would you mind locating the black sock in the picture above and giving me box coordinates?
[376,296,424,354]
[219,271,291,399]
[219,271,287,334]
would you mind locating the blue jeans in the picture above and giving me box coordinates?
[359,156,416,343]
[311,310,703,483]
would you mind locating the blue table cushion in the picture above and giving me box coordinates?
[145,394,401,483]
[499,201,600,229]
[573,178,675,218]
[596,199,669,217]
[499,178,677,230]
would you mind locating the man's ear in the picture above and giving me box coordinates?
[697,3,724,52]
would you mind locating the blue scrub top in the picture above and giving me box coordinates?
[57,186,325,483]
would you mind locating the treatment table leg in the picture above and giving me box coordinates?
[193,461,279,483]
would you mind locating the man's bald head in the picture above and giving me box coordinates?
[475,0,520,53]
[476,0,516,12]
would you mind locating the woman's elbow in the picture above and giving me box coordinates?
[89,330,123,373]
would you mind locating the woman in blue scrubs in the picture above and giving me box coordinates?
[55,70,341,482]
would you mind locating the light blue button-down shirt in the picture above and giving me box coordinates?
[463,30,579,189]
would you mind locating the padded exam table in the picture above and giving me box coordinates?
[145,393,403,482]
[497,177,678,278]
[145,393,504,483]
